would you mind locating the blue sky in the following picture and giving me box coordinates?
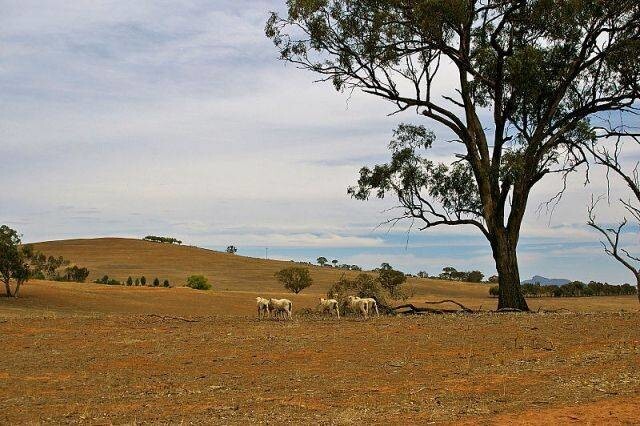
[1,1,639,283]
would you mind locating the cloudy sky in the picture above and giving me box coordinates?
[2,1,639,283]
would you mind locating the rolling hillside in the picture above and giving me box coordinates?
[30,237,488,298]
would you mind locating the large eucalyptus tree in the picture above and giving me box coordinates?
[266,1,640,310]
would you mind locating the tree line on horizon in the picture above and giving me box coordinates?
[95,275,171,288]
[143,236,182,245]
[490,281,637,298]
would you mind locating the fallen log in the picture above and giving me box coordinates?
[392,304,466,315]
[423,299,474,313]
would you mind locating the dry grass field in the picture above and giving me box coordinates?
[1,238,639,424]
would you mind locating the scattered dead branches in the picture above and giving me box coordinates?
[147,314,200,323]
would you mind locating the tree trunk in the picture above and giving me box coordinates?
[492,236,529,311]
[3,279,12,297]
[636,274,640,304]
[13,280,23,298]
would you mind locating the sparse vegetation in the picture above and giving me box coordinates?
[275,267,313,294]
[186,275,211,290]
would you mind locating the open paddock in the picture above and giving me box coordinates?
[1,281,639,424]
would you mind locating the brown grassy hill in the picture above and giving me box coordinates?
[30,237,487,298]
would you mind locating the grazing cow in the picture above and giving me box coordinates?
[318,297,340,319]
[256,297,270,319]
[347,295,369,318]
[269,298,293,320]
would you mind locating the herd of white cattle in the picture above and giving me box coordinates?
[255,296,379,320]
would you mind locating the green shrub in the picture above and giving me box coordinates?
[140,276,147,286]
[153,277,160,287]
[126,276,133,286]
[186,275,211,290]
[274,267,313,294]
[163,279,170,287]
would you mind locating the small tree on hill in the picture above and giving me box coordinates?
[316,257,328,267]
[376,263,407,299]
[275,267,313,294]
[126,276,133,286]
[163,279,170,287]
[153,277,160,287]
[331,259,338,267]
[186,275,211,290]
[140,276,147,286]
[134,278,140,286]
[226,245,238,254]
[466,271,485,283]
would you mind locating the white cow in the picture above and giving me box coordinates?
[318,297,340,319]
[347,296,369,318]
[269,298,293,320]
[256,297,270,319]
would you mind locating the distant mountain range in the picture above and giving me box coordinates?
[522,275,571,286]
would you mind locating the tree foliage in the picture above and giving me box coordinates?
[275,267,313,294]
[377,263,408,298]
[0,225,31,297]
[226,245,238,254]
[186,275,211,290]
[62,266,90,283]
[267,0,640,310]
[438,266,485,282]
